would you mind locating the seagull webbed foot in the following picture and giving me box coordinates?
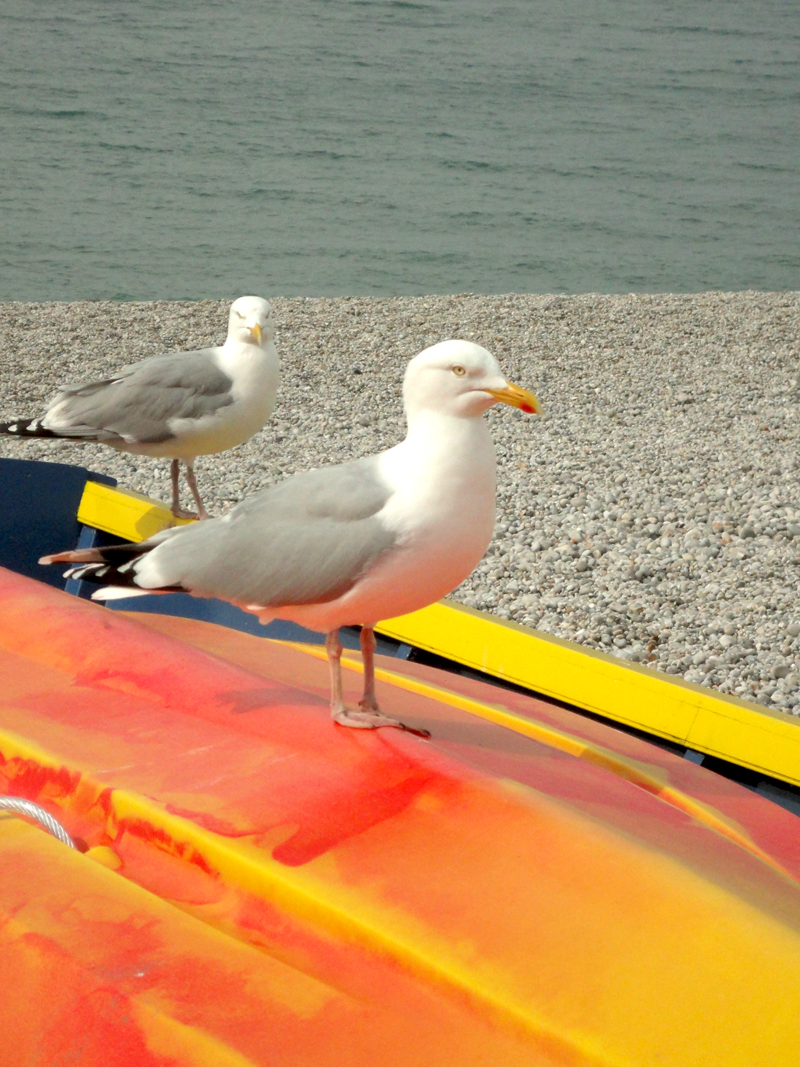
[332,707,430,738]
[327,627,429,738]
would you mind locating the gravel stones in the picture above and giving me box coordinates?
[2,291,800,717]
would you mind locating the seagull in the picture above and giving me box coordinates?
[42,340,540,733]
[1,296,279,519]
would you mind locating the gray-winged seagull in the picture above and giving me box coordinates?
[42,340,540,734]
[1,296,279,519]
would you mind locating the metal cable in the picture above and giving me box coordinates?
[0,797,76,848]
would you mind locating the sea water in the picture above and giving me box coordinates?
[0,0,797,299]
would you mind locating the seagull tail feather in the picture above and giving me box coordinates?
[39,541,184,594]
[91,587,155,601]
[0,418,60,438]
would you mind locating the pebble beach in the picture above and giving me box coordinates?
[1,292,799,716]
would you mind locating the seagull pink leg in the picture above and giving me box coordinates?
[330,626,430,737]
[170,459,182,514]
[184,461,210,520]
[169,459,203,520]
[326,629,348,719]
[359,625,380,712]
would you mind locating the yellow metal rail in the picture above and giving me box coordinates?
[77,480,800,788]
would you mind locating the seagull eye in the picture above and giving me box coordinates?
[452,365,466,376]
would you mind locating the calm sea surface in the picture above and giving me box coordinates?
[1,0,798,300]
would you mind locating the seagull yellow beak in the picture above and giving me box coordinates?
[249,322,263,344]
[485,381,541,415]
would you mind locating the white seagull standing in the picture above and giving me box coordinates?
[1,296,279,519]
[42,341,540,733]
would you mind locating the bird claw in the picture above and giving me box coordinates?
[332,708,430,738]
[398,722,432,739]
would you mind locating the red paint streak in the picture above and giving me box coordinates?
[0,752,81,803]
[114,815,218,879]
[89,786,116,823]
[273,767,434,867]
[81,793,219,874]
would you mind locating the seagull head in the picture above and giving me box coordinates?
[403,340,541,420]
[228,296,274,347]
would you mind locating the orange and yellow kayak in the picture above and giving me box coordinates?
[1,566,799,1066]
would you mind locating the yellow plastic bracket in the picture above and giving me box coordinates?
[78,479,194,542]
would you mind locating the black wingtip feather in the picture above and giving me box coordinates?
[0,418,60,438]
[47,541,184,592]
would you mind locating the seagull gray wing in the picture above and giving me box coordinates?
[146,456,398,607]
[43,349,234,444]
